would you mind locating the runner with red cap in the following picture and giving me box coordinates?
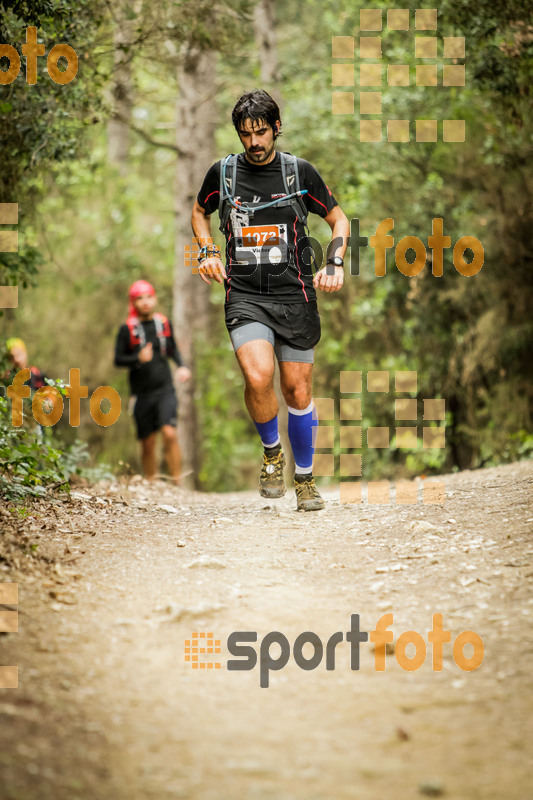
[114,280,191,484]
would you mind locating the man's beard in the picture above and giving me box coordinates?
[246,143,274,163]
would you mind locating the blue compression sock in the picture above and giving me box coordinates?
[288,402,318,473]
[254,415,280,448]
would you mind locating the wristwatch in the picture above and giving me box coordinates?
[326,256,344,267]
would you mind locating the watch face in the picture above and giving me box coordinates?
[328,257,344,267]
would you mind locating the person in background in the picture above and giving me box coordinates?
[3,338,57,435]
[5,338,47,390]
[114,280,191,484]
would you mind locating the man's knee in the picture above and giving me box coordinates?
[282,383,311,409]
[161,425,177,443]
[244,365,275,394]
[236,340,275,395]
[280,362,313,409]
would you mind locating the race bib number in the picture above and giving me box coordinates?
[234,224,288,265]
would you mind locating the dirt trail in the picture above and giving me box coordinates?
[1,461,533,800]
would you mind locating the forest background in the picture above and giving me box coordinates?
[0,0,531,496]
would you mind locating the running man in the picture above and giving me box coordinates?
[114,280,191,484]
[191,89,348,510]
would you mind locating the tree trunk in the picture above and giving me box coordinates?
[107,6,136,173]
[173,46,216,488]
[253,0,282,109]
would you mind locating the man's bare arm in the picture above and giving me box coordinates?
[313,205,349,293]
[191,200,227,285]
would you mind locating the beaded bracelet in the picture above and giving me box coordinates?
[197,245,221,264]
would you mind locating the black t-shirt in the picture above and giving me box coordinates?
[197,152,338,304]
[114,318,183,395]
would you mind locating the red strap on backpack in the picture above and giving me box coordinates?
[126,312,170,355]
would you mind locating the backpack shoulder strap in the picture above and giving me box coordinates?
[153,312,170,332]
[280,152,316,269]
[279,152,307,224]
[126,317,145,349]
[153,313,168,357]
[219,154,238,233]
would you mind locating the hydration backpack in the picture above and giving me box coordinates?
[126,312,170,356]
[218,152,309,234]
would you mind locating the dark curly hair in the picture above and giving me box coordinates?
[231,89,282,138]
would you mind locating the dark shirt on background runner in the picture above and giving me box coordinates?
[1,366,47,392]
[114,318,183,395]
[196,152,338,304]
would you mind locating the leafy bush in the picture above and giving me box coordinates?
[0,353,113,500]
[0,394,67,500]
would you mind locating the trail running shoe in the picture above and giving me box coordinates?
[294,475,325,511]
[259,448,286,498]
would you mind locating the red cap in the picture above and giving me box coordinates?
[128,280,155,318]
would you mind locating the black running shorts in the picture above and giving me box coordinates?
[132,387,177,440]
[225,299,321,351]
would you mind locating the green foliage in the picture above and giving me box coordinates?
[57,437,114,482]
[0,347,111,499]
[0,0,106,286]
[278,0,533,474]
[0,393,66,500]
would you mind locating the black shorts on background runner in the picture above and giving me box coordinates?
[225,299,321,350]
[133,387,177,439]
